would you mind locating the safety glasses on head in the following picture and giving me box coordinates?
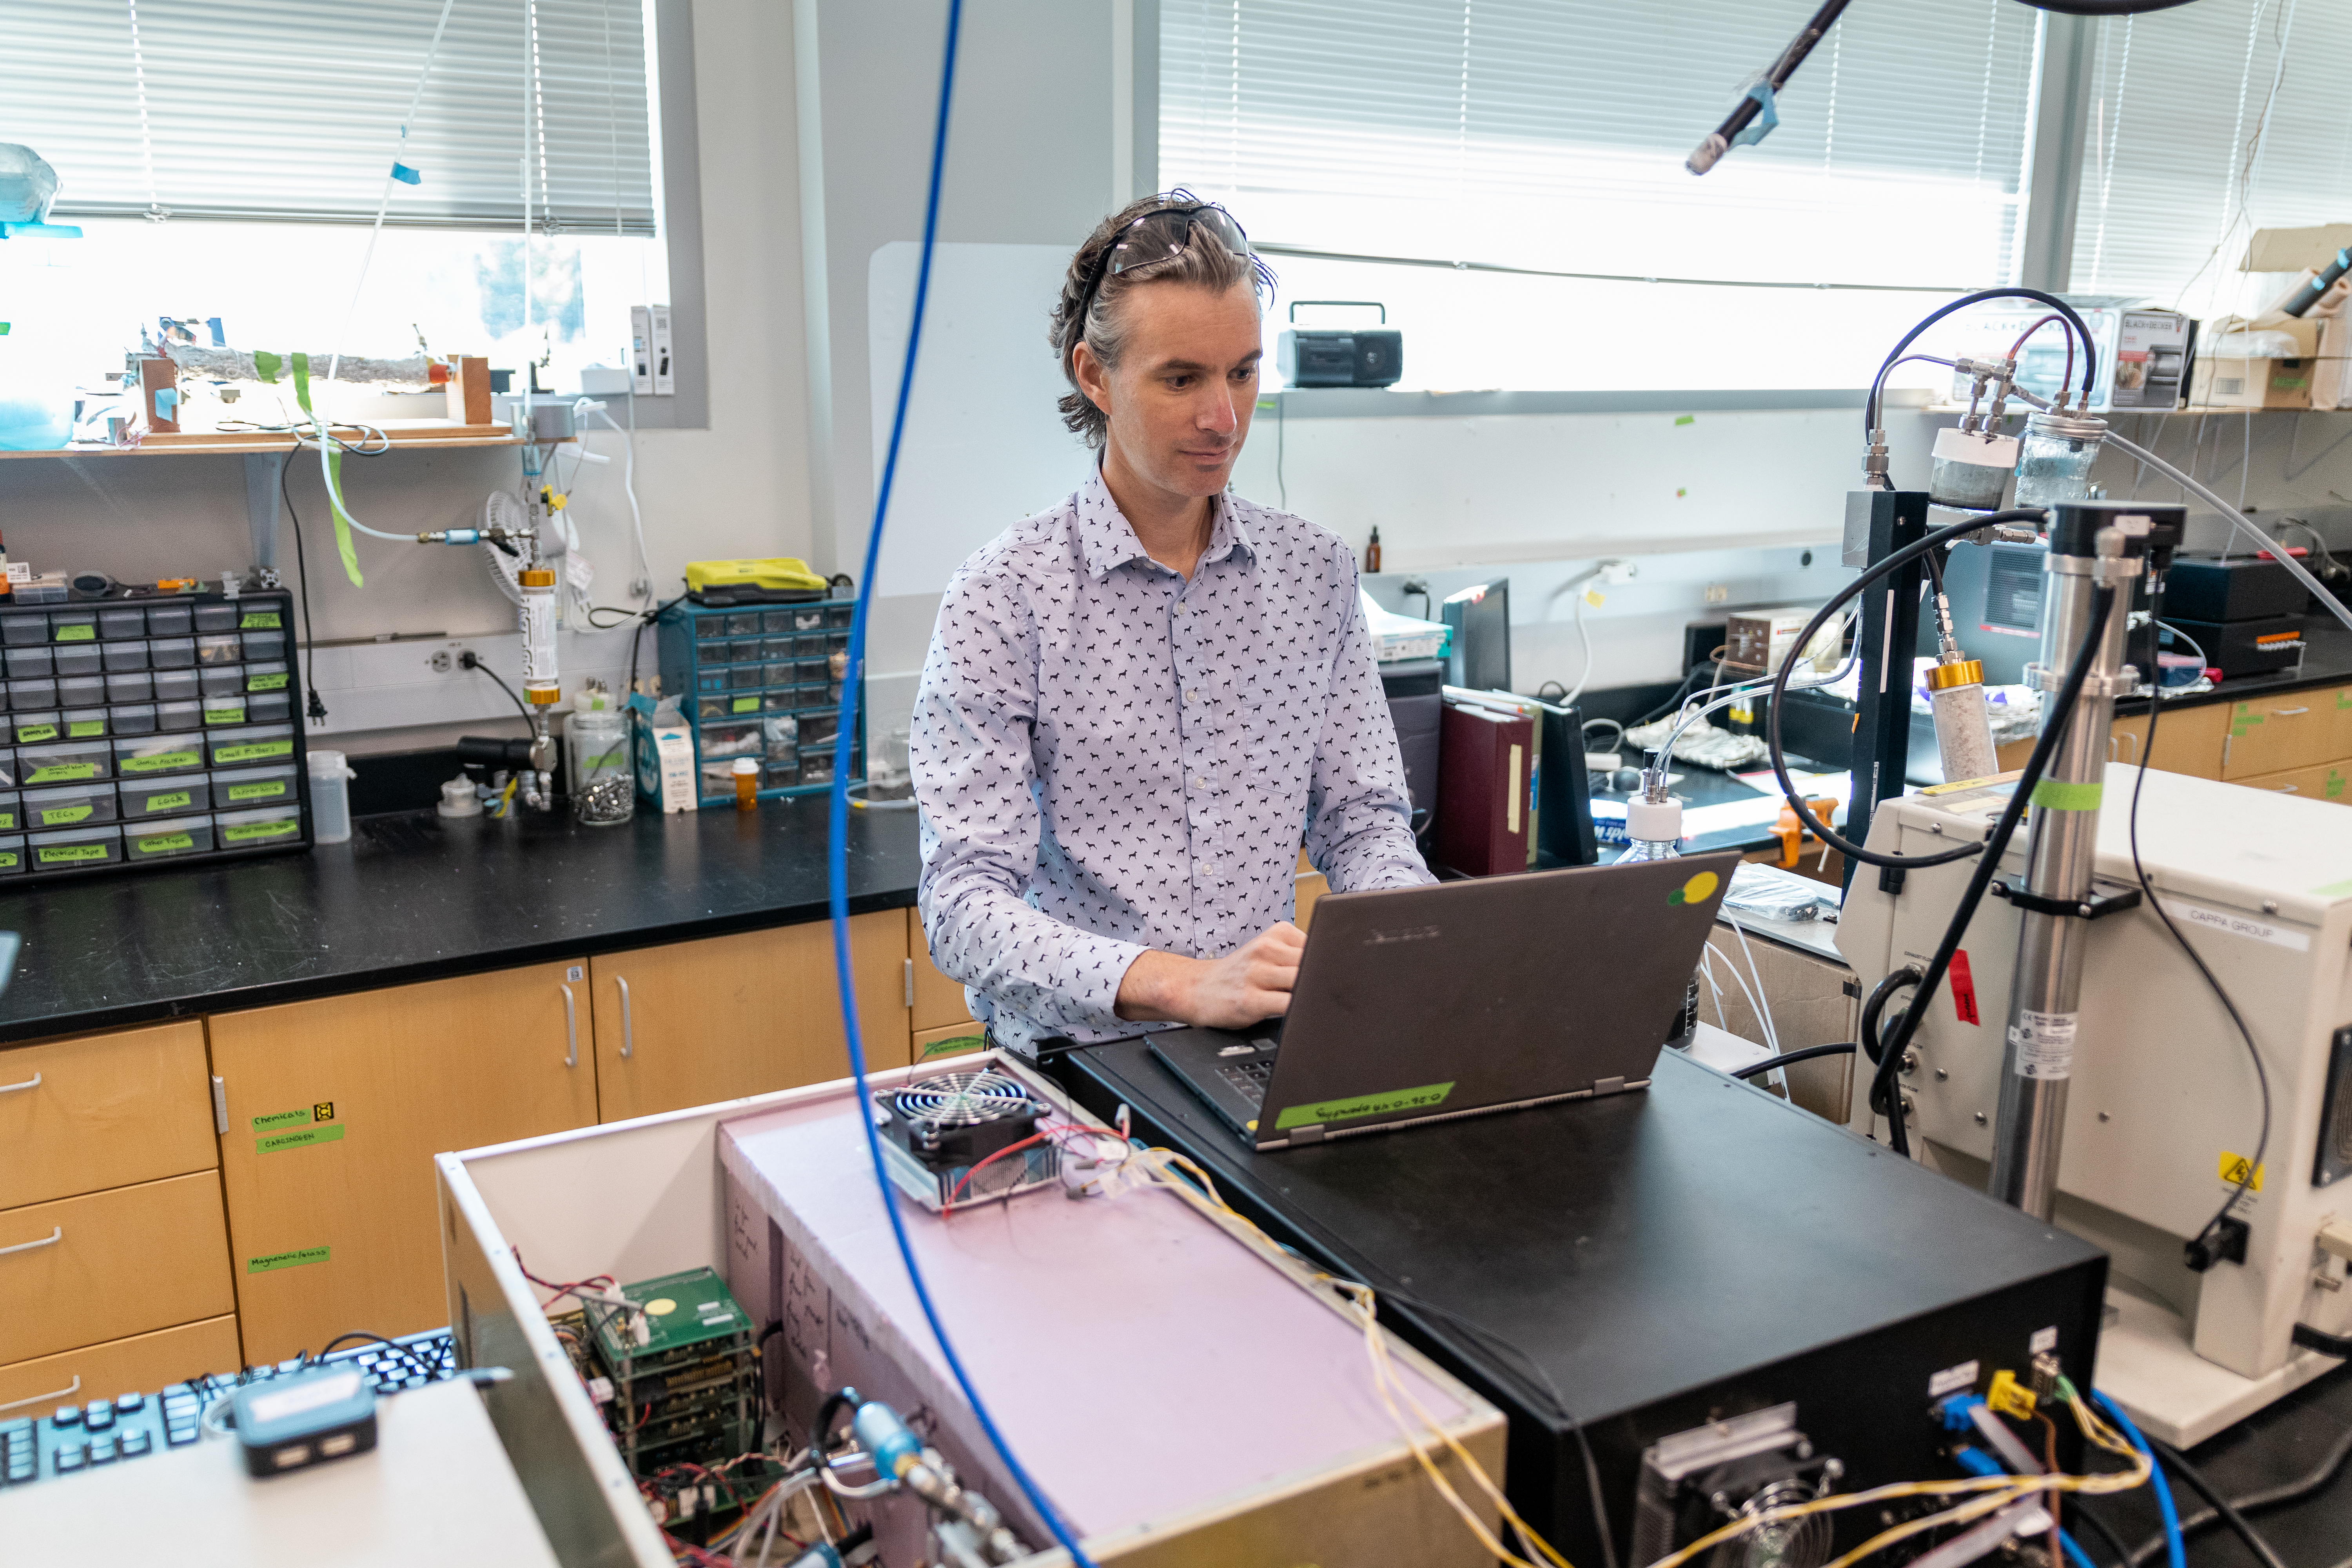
[1076,198,1252,323]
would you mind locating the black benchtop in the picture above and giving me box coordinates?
[0,799,922,1047]
[2116,612,2352,715]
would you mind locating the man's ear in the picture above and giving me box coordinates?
[1071,339,1112,416]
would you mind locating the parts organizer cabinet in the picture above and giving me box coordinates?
[655,598,863,806]
[0,1022,240,1416]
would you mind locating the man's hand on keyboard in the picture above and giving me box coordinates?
[1115,922,1304,1030]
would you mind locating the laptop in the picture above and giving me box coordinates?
[1151,851,1739,1151]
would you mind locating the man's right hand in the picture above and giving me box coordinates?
[1114,922,1305,1029]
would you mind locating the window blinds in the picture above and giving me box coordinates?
[2071,0,2352,308]
[1160,0,2040,290]
[0,0,654,235]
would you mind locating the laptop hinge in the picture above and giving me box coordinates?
[1286,1124,1327,1145]
[1593,1076,1626,1096]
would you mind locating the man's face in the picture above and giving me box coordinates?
[1081,280,1262,501]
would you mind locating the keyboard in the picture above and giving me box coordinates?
[0,1327,457,1488]
[1218,1055,1276,1108]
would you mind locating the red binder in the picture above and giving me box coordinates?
[1436,699,1532,877]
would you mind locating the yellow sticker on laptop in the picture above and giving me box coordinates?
[1670,871,1720,906]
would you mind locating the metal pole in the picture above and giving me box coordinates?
[1986,503,2178,1216]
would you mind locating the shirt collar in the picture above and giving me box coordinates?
[1076,465,1256,581]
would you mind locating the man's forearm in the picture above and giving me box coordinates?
[1114,949,1193,1022]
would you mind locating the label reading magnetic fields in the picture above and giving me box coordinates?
[2008,1009,2078,1080]
[247,1246,330,1274]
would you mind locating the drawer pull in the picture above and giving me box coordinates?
[617,975,634,1060]
[2272,706,2309,716]
[0,1376,78,1415]
[0,1071,39,1096]
[2277,784,2300,794]
[560,984,578,1069]
[0,1226,62,1258]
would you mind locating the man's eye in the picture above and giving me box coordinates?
[1166,375,1193,390]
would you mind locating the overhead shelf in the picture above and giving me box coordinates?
[0,421,528,460]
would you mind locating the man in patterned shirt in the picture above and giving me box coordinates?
[909,194,1432,1057]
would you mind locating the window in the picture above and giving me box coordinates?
[0,0,662,414]
[2071,0,2352,314]
[1160,0,2042,392]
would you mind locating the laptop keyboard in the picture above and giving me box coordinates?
[1217,1055,1275,1108]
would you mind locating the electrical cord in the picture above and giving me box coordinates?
[1765,507,2049,871]
[1858,968,1922,1067]
[1728,1042,1856,1079]
[2093,1393,2185,1568]
[2122,1418,2352,1565]
[2293,1323,2352,1358]
[2147,1438,2292,1568]
[278,446,328,724]
[2129,582,2269,1271]
[458,651,535,725]
[1866,585,2117,1157]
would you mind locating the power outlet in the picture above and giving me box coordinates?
[1705,584,1730,604]
[430,650,456,674]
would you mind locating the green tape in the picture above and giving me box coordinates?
[252,349,281,384]
[1274,1080,1455,1132]
[257,1123,345,1154]
[66,721,103,738]
[918,1034,986,1060]
[135,831,195,854]
[217,740,292,764]
[223,818,298,843]
[36,844,108,864]
[38,805,91,825]
[141,790,192,813]
[120,750,199,773]
[239,611,281,629]
[227,780,285,802]
[14,725,55,744]
[247,1245,330,1274]
[1674,414,1695,426]
[26,764,96,783]
[2316,878,2352,898]
[328,447,360,586]
[2029,778,2103,811]
[203,706,245,724]
[53,624,93,642]
[248,671,289,691]
[291,350,312,415]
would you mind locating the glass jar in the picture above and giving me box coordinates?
[2013,410,2108,509]
[565,697,635,827]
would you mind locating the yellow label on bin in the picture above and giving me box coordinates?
[248,671,288,691]
[223,818,298,843]
[37,844,107,863]
[0,851,17,868]
[217,740,292,764]
[0,813,15,830]
[240,611,282,629]
[39,806,91,825]
[26,764,96,783]
[732,696,758,712]
[142,791,192,812]
[66,720,103,738]
[52,625,93,642]
[136,831,194,853]
[227,780,285,802]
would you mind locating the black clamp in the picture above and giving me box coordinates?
[1988,879,2142,921]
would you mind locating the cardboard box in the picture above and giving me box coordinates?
[2190,313,2323,410]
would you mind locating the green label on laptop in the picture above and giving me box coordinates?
[1273,1080,1455,1132]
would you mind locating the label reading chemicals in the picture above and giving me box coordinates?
[257,1123,345,1154]
[248,671,288,691]
[135,832,194,854]
[227,780,285,802]
[240,611,282,629]
[223,818,298,843]
[1274,1080,1455,1131]
[2008,1009,2078,1080]
[143,790,192,813]
[38,805,90,825]
[36,844,107,863]
[253,1103,334,1132]
[247,1246,330,1274]
[216,740,292,764]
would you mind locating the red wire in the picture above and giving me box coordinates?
[942,1131,1050,1212]
[2007,313,2074,403]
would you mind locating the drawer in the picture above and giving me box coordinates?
[2109,702,2229,781]
[2230,761,2350,804]
[906,906,971,1032]
[0,1172,235,1364]
[2220,694,2344,779]
[0,1315,240,1419]
[0,1021,216,1210]
[912,1022,987,1067]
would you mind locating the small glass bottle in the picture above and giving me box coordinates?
[733,755,759,811]
[1620,774,1697,1042]
[2013,409,2108,509]
[564,682,635,827]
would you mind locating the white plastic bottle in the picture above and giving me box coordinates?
[307,748,358,844]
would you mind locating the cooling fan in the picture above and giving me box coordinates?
[871,1069,1055,1212]
[1631,1405,1842,1568]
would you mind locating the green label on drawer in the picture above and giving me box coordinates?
[121,749,199,773]
[13,724,54,743]
[0,851,17,868]
[26,763,96,782]
[248,671,289,690]
[247,1245,330,1274]
[216,740,293,763]
[732,696,759,713]
[36,843,107,863]
[66,720,103,738]
[0,813,15,830]
[227,780,285,802]
[203,706,245,724]
[223,818,298,842]
[257,1123,344,1154]
[240,611,282,629]
[39,805,91,825]
[142,790,192,813]
[135,831,194,853]
[52,624,93,642]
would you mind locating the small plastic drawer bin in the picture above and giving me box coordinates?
[761,610,799,634]
[241,630,287,662]
[761,759,800,789]
[207,723,296,770]
[19,741,111,785]
[698,722,763,759]
[52,644,102,677]
[198,664,243,698]
[97,608,147,642]
[216,803,301,850]
[233,604,285,634]
[0,791,21,833]
[243,661,290,694]
[195,633,242,667]
[29,824,120,869]
[106,672,154,704]
[155,700,205,733]
[148,637,196,670]
[8,712,60,746]
[201,695,249,727]
[110,703,157,736]
[211,764,299,810]
[144,604,193,638]
[60,709,109,740]
[120,776,206,820]
[693,616,729,642]
[114,735,207,779]
[25,782,117,829]
[726,666,762,690]
[192,603,241,633]
[56,675,105,708]
[697,758,740,798]
[791,607,827,632]
[0,834,24,873]
[4,677,54,711]
[3,648,51,679]
[126,815,215,861]
[0,614,47,648]
[101,640,150,673]
[48,609,97,644]
[246,691,292,724]
[726,612,763,636]
[152,668,200,702]
[763,662,797,689]
[693,668,730,694]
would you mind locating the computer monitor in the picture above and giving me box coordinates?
[1442,578,1511,692]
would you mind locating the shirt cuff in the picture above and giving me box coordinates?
[1061,932,1151,1030]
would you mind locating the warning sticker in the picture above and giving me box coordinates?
[2218,1152,2265,1192]
[2009,1010,2078,1079]
[1949,949,1981,1025]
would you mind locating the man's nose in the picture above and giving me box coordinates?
[1197,388,1238,436]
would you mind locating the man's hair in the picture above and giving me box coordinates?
[1048,191,1276,448]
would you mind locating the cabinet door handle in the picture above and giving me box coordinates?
[0,1376,78,1415]
[2272,706,2309,717]
[0,1071,39,1096]
[617,975,634,1059]
[559,985,578,1069]
[2278,784,2300,794]
[0,1227,61,1258]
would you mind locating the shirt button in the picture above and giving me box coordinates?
[1194,777,1209,789]
[1184,690,1198,703]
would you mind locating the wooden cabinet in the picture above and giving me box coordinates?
[2230,760,2350,803]
[906,906,972,1034]
[208,960,599,1364]
[2109,703,2229,780]
[588,910,907,1122]
[0,1315,241,1418]
[0,1172,235,1365]
[0,1020,216,1212]
[2220,690,2347,779]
